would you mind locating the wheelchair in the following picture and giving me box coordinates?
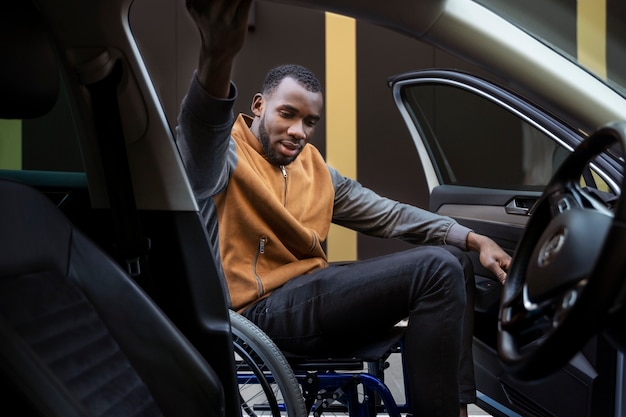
[230,310,411,417]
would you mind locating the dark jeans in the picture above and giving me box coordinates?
[242,245,476,417]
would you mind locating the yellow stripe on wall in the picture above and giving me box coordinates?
[0,119,22,169]
[577,0,607,79]
[325,12,358,262]
[577,1,608,192]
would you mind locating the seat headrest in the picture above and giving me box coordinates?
[0,3,60,119]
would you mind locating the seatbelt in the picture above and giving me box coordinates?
[84,59,152,291]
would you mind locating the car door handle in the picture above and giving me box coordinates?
[505,197,537,216]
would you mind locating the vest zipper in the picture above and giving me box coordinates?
[280,165,287,206]
[253,236,267,297]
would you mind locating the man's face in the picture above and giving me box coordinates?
[252,77,323,166]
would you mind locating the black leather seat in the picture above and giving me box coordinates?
[0,2,226,416]
[0,178,225,417]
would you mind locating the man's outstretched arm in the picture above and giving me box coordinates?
[186,0,253,98]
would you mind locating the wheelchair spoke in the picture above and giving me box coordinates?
[234,337,284,416]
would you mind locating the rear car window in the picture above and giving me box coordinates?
[0,76,84,173]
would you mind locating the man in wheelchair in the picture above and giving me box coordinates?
[176,1,511,416]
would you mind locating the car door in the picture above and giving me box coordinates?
[389,69,622,417]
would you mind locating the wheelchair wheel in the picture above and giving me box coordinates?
[230,310,308,417]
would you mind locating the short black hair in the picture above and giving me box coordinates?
[261,64,322,95]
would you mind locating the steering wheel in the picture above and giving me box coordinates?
[498,122,626,380]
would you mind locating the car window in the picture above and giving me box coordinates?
[0,76,84,174]
[400,81,615,194]
[401,82,565,190]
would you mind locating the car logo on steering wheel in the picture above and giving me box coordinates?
[538,228,566,267]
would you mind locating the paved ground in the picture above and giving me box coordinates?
[385,353,492,417]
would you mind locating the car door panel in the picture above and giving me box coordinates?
[430,185,539,314]
[430,185,538,249]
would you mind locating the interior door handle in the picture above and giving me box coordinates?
[505,197,537,216]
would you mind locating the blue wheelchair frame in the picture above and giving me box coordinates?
[288,337,412,417]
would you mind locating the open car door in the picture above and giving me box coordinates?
[389,69,623,417]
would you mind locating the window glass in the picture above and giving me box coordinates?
[0,76,84,173]
[402,83,565,190]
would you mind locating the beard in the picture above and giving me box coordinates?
[258,117,299,166]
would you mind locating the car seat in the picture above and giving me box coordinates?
[0,178,225,416]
